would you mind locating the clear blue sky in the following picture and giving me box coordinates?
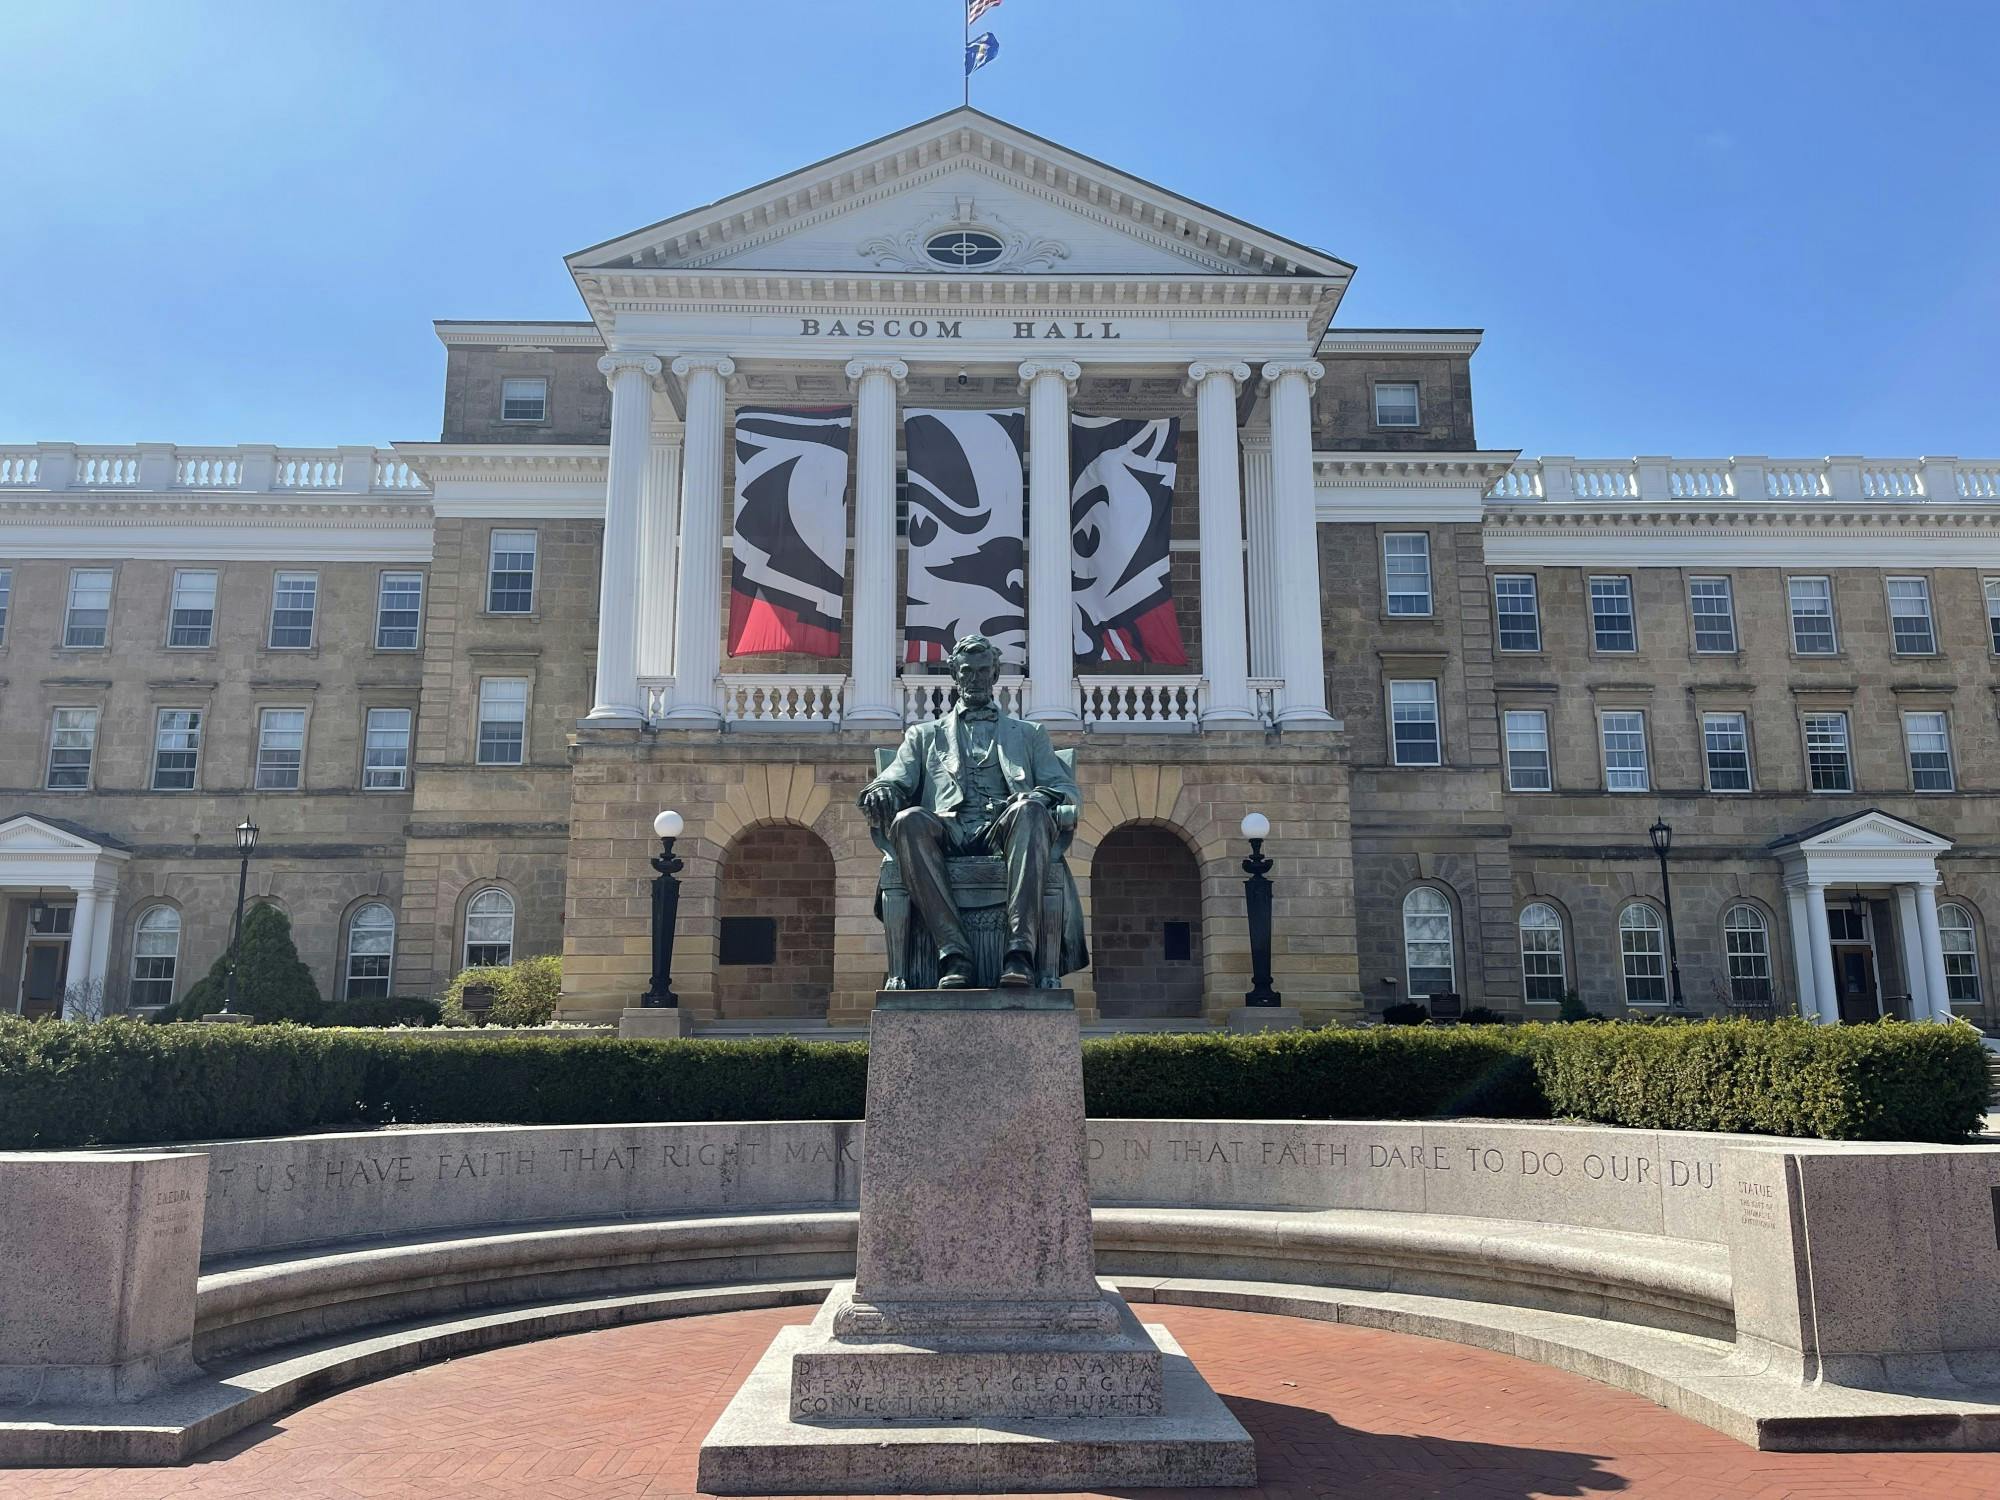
[1,1,1994,457]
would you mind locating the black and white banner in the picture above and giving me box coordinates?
[901,408,1027,665]
[727,406,852,657]
[1068,413,1187,665]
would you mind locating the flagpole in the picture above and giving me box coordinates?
[962,0,969,107]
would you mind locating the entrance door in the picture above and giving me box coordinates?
[1833,943,1880,1024]
[21,939,68,1019]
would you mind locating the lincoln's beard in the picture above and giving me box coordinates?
[957,678,994,707]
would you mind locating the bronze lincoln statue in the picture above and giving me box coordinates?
[860,633,1087,989]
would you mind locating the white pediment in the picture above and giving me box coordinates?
[1793,811,1952,854]
[0,815,113,856]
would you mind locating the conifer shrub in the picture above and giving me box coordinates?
[155,903,324,1024]
[439,954,563,1026]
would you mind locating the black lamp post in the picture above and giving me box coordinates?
[1647,817,1687,1011]
[220,820,259,1015]
[1241,812,1281,1006]
[642,809,684,1008]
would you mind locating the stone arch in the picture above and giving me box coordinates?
[1089,821,1206,1020]
[714,820,836,1023]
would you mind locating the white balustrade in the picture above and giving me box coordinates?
[720,674,847,727]
[1076,675,1206,730]
[1859,463,1925,499]
[173,452,243,488]
[639,678,675,722]
[1569,464,1638,500]
[373,455,424,490]
[1960,465,2000,500]
[1763,462,1830,499]
[272,453,343,489]
[0,450,40,486]
[0,443,430,495]
[900,673,1026,723]
[1487,465,1542,500]
[76,452,141,487]
[1668,463,1733,499]
[1482,456,2000,507]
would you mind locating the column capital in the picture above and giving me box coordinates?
[669,353,738,383]
[1262,358,1326,389]
[1017,358,1081,395]
[597,352,664,388]
[1184,359,1251,395]
[844,357,910,391]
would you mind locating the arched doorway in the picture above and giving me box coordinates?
[1090,824,1204,1020]
[716,824,834,1021]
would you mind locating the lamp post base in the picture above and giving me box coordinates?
[620,1005,691,1040]
[199,1012,254,1025]
[1226,1005,1302,1033]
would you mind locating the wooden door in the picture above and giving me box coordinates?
[20,939,68,1019]
[1833,943,1879,1024]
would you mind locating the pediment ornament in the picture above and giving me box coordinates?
[858,196,1069,274]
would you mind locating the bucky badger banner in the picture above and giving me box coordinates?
[902,408,1027,665]
[1068,413,1188,665]
[727,406,853,657]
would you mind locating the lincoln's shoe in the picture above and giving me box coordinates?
[938,954,977,989]
[999,951,1034,987]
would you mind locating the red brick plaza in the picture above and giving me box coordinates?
[8,1304,1998,1500]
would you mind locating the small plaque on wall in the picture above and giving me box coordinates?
[720,916,777,966]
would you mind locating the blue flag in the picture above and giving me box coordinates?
[965,31,999,75]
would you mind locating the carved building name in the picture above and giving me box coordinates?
[798,318,1124,341]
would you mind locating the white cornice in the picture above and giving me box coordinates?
[0,496,432,562]
[394,444,609,518]
[433,321,604,350]
[1314,451,1524,523]
[1319,329,1484,358]
[1482,503,2000,567]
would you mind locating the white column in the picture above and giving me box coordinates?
[1786,887,1819,1021]
[845,358,910,728]
[85,887,114,995]
[1186,360,1256,725]
[587,353,662,723]
[1020,358,1082,725]
[1263,359,1335,729]
[635,428,683,689]
[662,354,735,726]
[66,886,100,1020]
[1805,883,1840,1024]
[1895,885,1932,1019]
[1915,881,1953,1022]
[1241,419,1280,680]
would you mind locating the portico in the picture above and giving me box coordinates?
[0,815,130,1019]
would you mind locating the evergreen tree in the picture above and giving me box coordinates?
[160,903,325,1023]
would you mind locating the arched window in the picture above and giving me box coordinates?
[129,907,180,1009]
[464,888,515,969]
[1620,903,1667,1006]
[345,902,396,1000]
[1402,887,1455,998]
[1939,903,1982,1005]
[1519,903,1566,1004]
[1723,905,1772,1010]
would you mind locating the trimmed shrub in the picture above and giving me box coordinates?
[156,904,324,1024]
[1380,1002,1429,1026]
[1459,1007,1509,1026]
[319,995,441,1028]
[439,955,562,1027]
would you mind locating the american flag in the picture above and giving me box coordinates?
[968,0,1002,24]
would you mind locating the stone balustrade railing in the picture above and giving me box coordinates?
[0,442,427,496]
[637,674,1231,732]
[1489,455,2000,505]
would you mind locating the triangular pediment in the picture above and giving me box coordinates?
[1782,809,1953,854]
[0,814,124,856]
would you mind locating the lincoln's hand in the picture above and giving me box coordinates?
[1032,786,1079,830]
[860,783,905,830]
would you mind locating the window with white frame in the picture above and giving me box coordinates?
[1519,902,1566,1003]
[487,530,537,613]
[1687,577,1737,653]
[46,707,98,790]
[167,569,217,647]
[1723,905,1772,1009]
[1903,711,1954,791]
[375,572,423,650]
[464,888,515,968]
[1599,710,1649,791]
[344,902,396,999]
[268,572,318,649]
[1388,680,1441,766]
[477,677,529,765]
[0,566,11,644]
[1939,903,1981,1005]
[500,377,548,422]
[1373,381,1420,427]
[151,708,202,791]
[1493,574,1541,651]
[1588,575,1636,652]
[1804,712,1853,792]
[1886,577,1937,655]
[363,707,412,790]
[128,907,181,1008]
[1402,887,1455,998]
[1787,576,1837,654]
[1383,534,1433,616]
[255,708,307,790]
[1985,579,2000,655]
[1503,709,1552,791]
[1702,711,1752,791]
[1620,904,1668,1005]
[64,568,113,647]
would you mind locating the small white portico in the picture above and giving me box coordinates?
[0,814,130,1018]
[1772,809,1957,1024]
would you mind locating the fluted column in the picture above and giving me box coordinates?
[662,354,735,726]
[1186,360,1256,725]
[1264,359,1334,729]
[589,353,662,722]
[1241,419,1279,679]
[1020,358,1082,724]
[845,358,909,728]
[635,427,683,690]
[1915,881,1953,1022]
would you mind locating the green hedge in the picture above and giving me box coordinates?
[0,1014,1983,1149]
[439,955,563,1027]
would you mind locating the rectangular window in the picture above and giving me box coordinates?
[1383,534,1433,617]
[1373,381,1420,427]
[1804,712,1853,793]
[1388,680,1441,766]
[1702,711,1752,791]
[1493,575,1541,651]
[500,376,548,422]
[1886,577,1937,655]
[46,707,98,790]
[0,566,12,644]
[1687,577,1738,653]
[1589,575,1636,652]
[167,569,218,647]
[477,677,529,766]
[363,707,412,790]
[375,571,423,650]
[151,709,203,791]
[487,530,537,614]
[1788,576,1837,654]
[268,571,318,649]
[1503,709,1552,791]
[1985,579,2000,655]
[255,708,307,790]
[1600,710,1649,791]
[64,568,113,647]
[1903,711,1954,792]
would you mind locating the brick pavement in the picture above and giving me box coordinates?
[6,1304,2000,1500]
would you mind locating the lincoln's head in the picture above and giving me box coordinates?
[947,633,1002,709]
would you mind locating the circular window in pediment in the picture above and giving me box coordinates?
[924,229,1004,268]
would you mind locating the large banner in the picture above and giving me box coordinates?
[1068,413,1188,665]
[902,408,1027,665]
[727,406,853,657]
